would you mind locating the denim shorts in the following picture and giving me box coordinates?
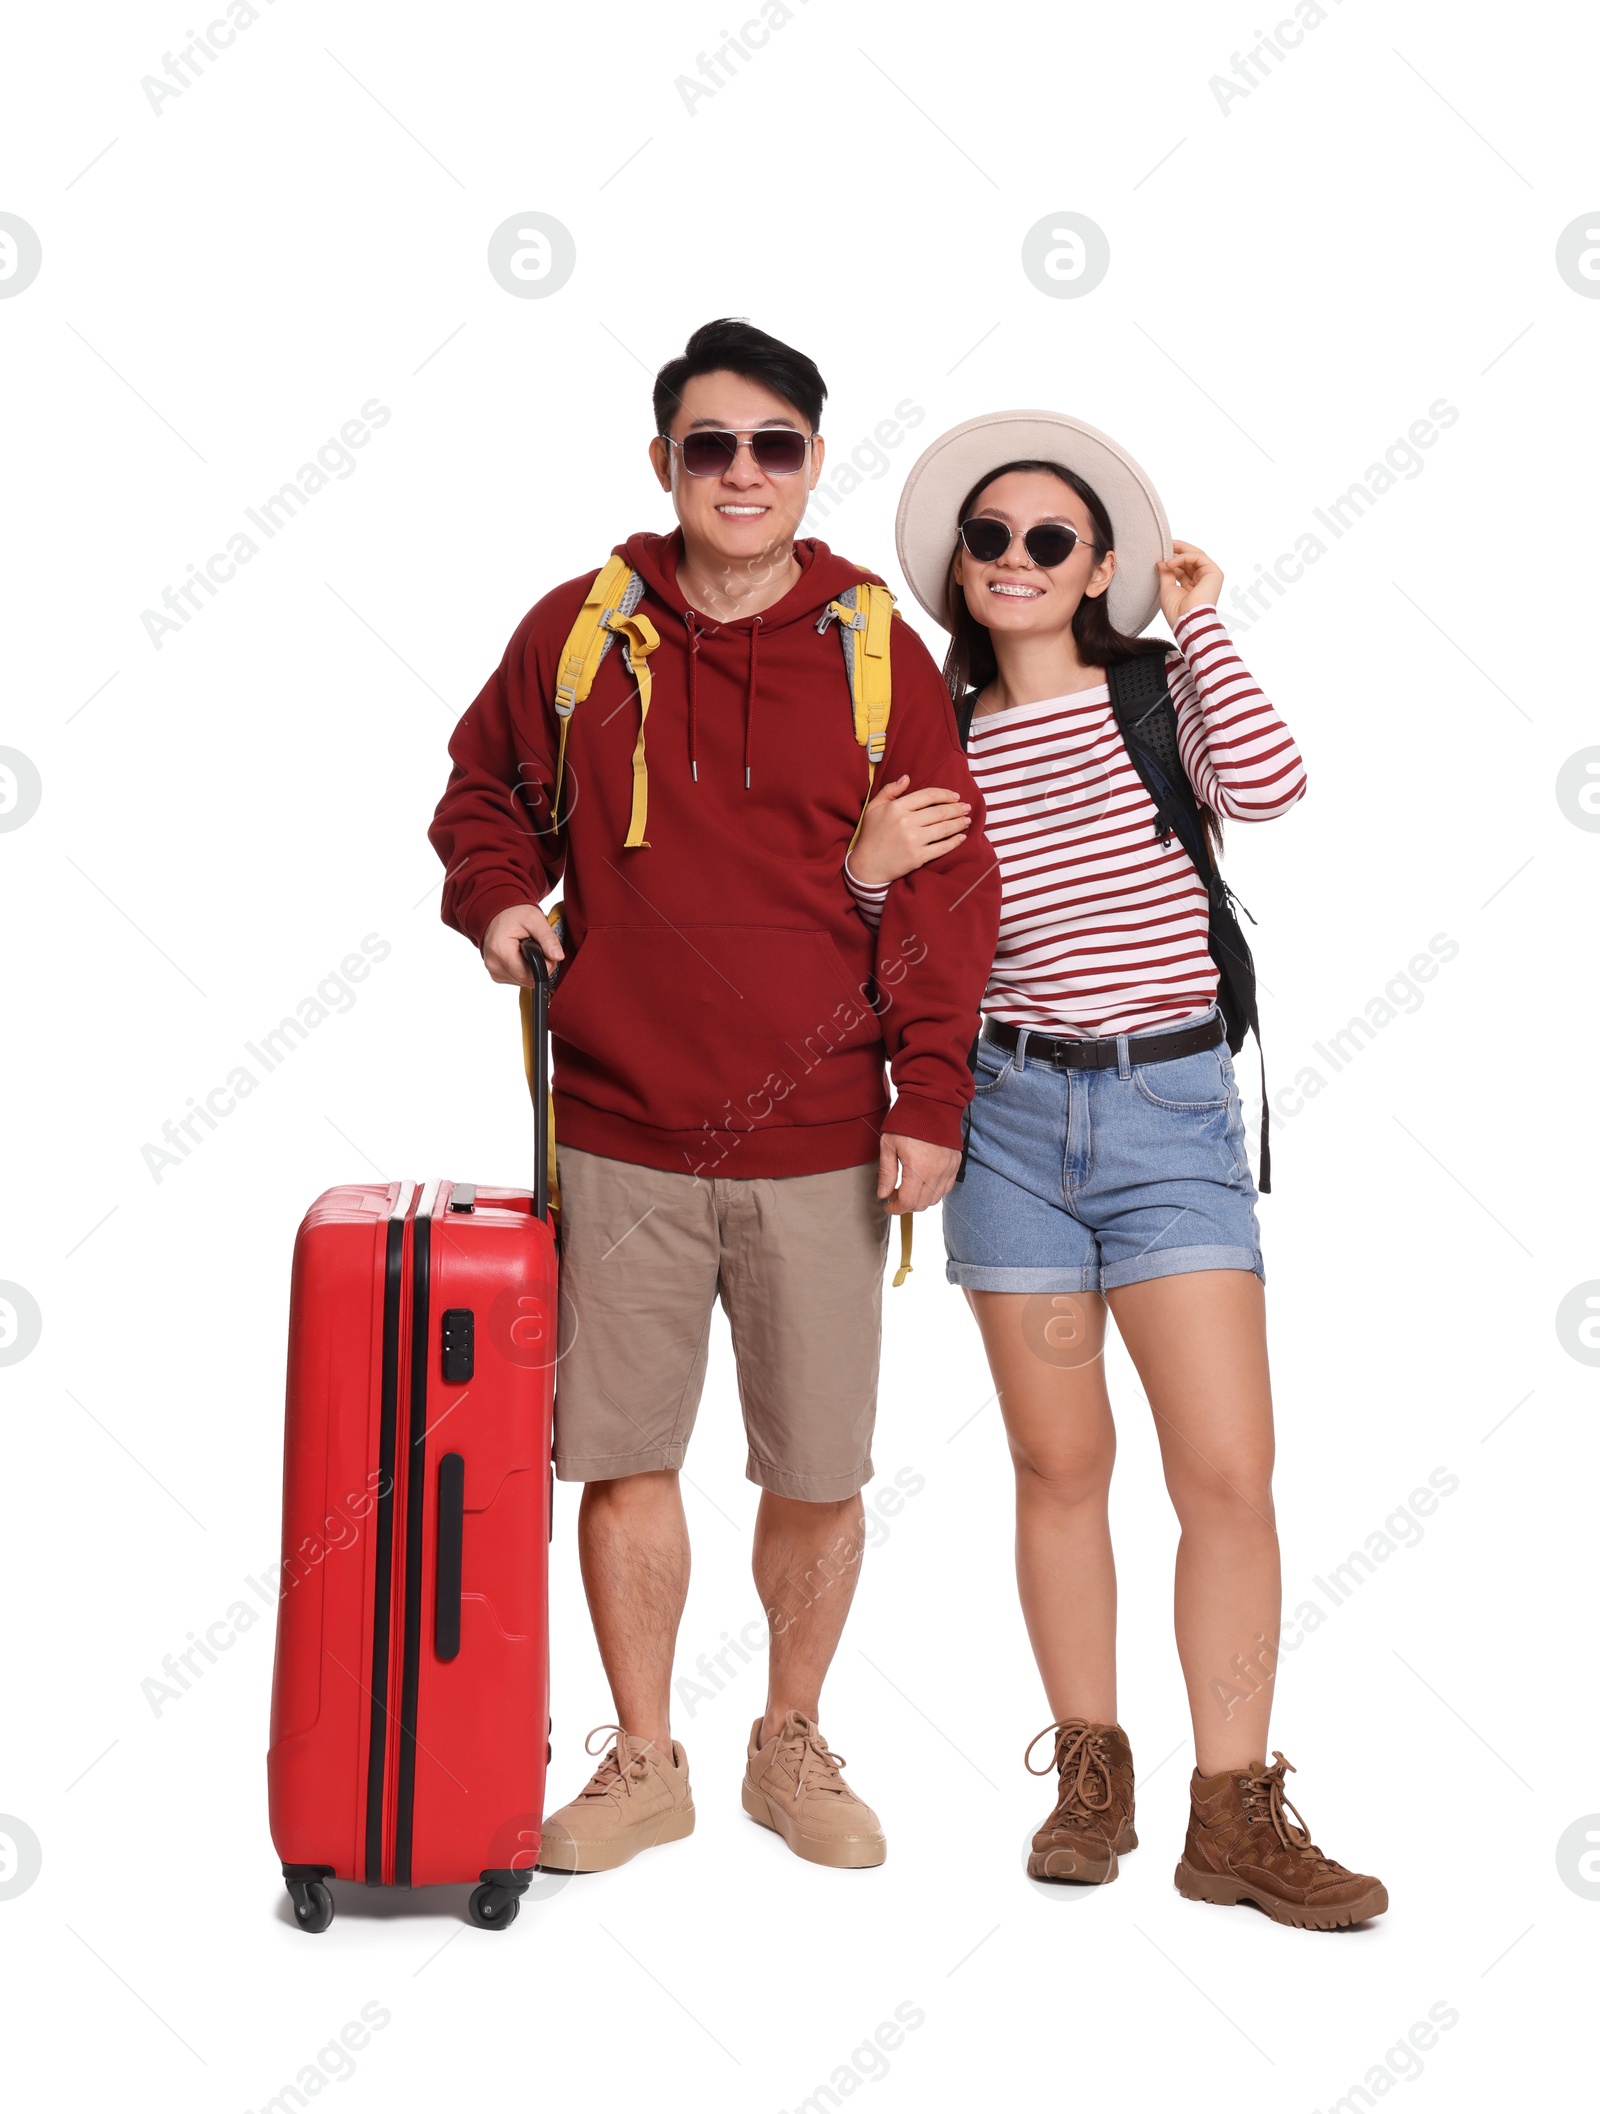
[943,1014,1264,1294]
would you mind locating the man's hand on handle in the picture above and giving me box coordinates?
[878,1132,961,1214]
[482,903,563,986]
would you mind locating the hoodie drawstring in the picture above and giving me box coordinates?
[744,616,762,791]
[683,608,763,792]
[683,609,701,782]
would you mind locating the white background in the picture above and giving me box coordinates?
[3,0,1596,2107]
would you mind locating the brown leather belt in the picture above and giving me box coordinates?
[982,1013,1225,1072]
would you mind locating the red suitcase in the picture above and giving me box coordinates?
[268,957,556,1932]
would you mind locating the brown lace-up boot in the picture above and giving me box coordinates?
[1025,1719,1137,1883]
[1175,1751,1387,1928]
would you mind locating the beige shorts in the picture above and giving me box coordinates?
[553,1147,892,1500]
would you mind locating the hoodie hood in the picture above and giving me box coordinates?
[614,531,887,791]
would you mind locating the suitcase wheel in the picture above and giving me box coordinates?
[286,1878,334,1934]
[467,1882,520,1931]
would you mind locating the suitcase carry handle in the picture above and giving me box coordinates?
[518,939,552,1223]
[434,1452,465,1660]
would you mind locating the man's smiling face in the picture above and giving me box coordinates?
[650,369,825,575]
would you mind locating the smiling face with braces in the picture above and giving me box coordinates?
[951,467,1118,642]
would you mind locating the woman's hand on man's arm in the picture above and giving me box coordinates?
[848,773,972,887]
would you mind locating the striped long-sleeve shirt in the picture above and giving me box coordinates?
[845,605,1306,1037]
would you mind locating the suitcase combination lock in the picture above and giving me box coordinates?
[441,1307,475,1383]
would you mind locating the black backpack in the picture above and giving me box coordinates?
[956,649,1271,1191]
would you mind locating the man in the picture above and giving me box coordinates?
[429,317,997,1872]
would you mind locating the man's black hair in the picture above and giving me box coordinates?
[653,318,827,436]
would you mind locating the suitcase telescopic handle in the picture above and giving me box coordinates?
[519,939,552,1223]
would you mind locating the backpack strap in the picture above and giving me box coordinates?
[818,583,896,841]
[550,556,657,844]
[610,606,660,848]
[1106,654,1272,1193]
[820,585,917,1280]
[1107,652,1211,872]
[892,1211,913,1287]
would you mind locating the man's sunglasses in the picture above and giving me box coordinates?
[660,427,812,478]
[958,516,1095,569]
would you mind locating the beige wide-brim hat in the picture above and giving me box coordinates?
[894,409,1172,636]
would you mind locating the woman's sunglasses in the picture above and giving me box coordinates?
[958,516,1095,569]
[661,427,812,478]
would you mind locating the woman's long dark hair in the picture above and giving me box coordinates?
[941,457,1221,853]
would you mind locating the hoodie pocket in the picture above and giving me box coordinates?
[549,925,884,1134]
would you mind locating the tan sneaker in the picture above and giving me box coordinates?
[1025,1718,1138,1884]
[537,1725,694,1873]
[1175,1751,1388,1929]
[742,1713,886,1868]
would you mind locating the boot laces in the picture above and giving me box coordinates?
[1238,1752,1337,1871]
[1025,1719,1114,1830]
[577,1724,658,1803]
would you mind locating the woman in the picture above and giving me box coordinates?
[847,411,1385,1929]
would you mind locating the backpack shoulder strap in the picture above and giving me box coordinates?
[1107,652,1274,1192]
[550,556,648,831]
[1107,650,1212,880]
[820,582,895,776]
[820,583,918,1281]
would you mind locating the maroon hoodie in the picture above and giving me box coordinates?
[430,531,999,1179]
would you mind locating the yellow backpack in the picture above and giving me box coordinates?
[524,560,912,1282]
